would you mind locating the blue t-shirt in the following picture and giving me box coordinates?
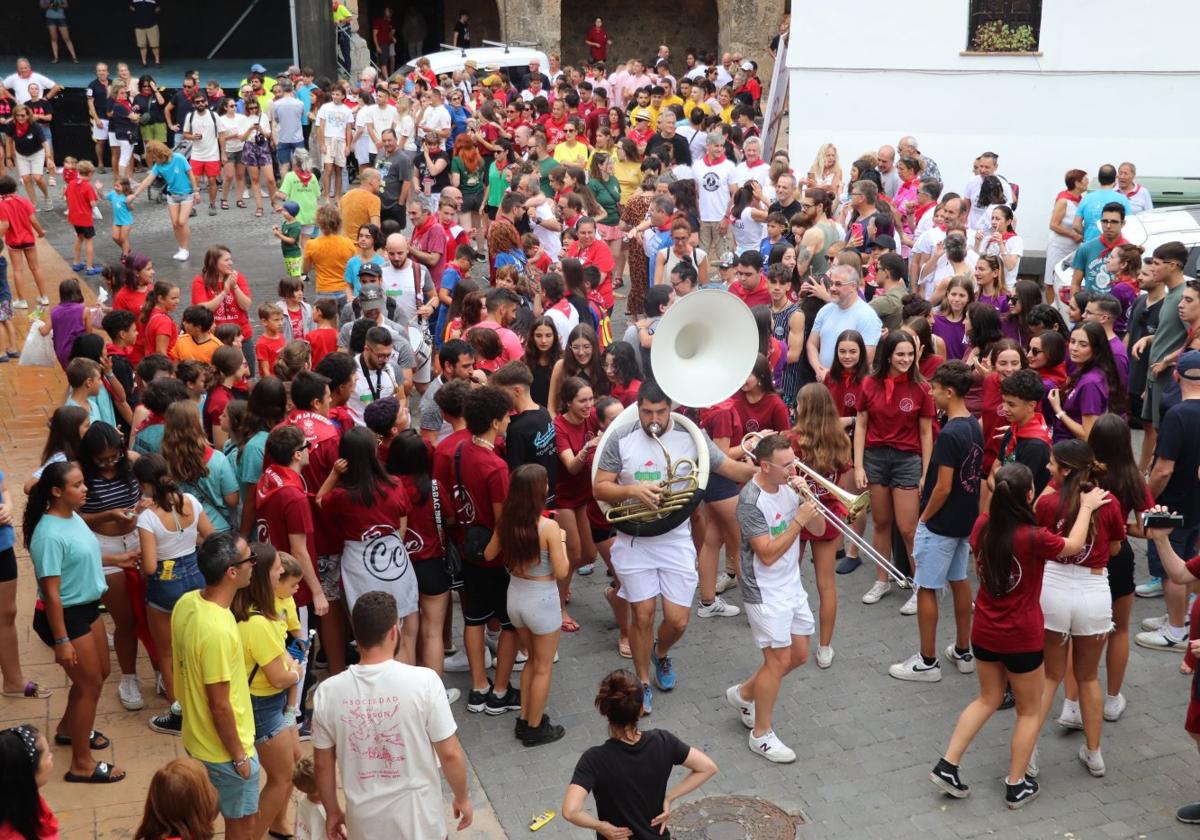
[645,228,673,286]
[0,471,13,552]
[435,265,464,343]
[152,153,194,196]
[296,83,316,126]
[133,422,165,456]
[104,190,133,226]
[1076,188,1131,241]
[67,392,117,429]
[1071,237,1119,294]
[181,448,239,532]
[811,299,883,368]
[30,512,108,607]
[344,254,387,296]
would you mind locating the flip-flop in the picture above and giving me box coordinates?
[236,199,247,208]
[561,616,580,633]
[64,761,125,784]
[2,681,52,699]
[618,639,632,659]
[220,200,229,210]
[54,729,110,750]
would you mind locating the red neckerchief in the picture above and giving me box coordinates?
[327,404,355,433]
[655,221,671,232]
[256,463,307,509]
[14,121,30,138]
[914,201,936,222]
[1001,231,1018,241]
[551,298,573,317]
[900,176,919,193]
[703,153,726,166]
[1099,233,1128,257]
[1114,273,1139,295]
[106,342,131,358]
[883,372,907,403]
[1041,363,1069,389]
[1123,184,1141,198]
[413,215,436,238]
[744,159,766,168]
[135,412,164,435]
[1000,412,1052,462]
[1056,190,1079,203]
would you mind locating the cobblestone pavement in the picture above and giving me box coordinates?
[11,192,1200,839]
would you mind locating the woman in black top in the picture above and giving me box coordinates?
[132,75,167,147]
[563,669,717,839]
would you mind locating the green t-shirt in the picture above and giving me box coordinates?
[30,512,108,607]
[589,176,621,226]
[279,172,321,226]
[1149,281,1187,369]
[280,220,303,258]
[486,161,509,208]
[452,157,485,196]
[538,157,557,198]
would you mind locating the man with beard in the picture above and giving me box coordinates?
[376,128,413,229]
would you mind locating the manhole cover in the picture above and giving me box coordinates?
[669,795,803,839]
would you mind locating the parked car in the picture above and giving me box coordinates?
[398,44,550,83]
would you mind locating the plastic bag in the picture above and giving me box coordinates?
[19,321,55,367]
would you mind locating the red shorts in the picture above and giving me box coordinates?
[190,159,220,177]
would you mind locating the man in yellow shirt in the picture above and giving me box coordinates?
[168,532,259,840]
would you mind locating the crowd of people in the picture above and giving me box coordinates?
[2,26,1200,838]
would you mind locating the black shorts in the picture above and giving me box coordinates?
[0,547,15,583]
[971,643,1043,674]
[590,526,615,544]
[33,600,101,647]
[460,562,512,628]
[459,191,483,213]
[73,225,96,239]
[414,558,452,597]
[484,203,499,221]
[1108,539,1135,600]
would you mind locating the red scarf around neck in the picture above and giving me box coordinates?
[703,153,726,166]
[883,372,908,403]
[1056,190,1080,203]
[1099,233,1128,257]
[1041,363,1069,389]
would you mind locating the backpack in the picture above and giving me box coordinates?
[174,109,218,160]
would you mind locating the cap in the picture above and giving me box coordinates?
[871,234,897,252]
[250,63,267,74]
[358,263,383,278]
[465,59,477,68]
[482,74,503,86]
[285,65,301,77]
[740,60,755,71]
[632,108,652,122]
[358,282,385,310]
[1179,350,1200,380]
[869,293,903,332]
[718,251,736,269]
[281,200,300,217]
[485,63,501,72]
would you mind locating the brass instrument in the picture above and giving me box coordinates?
[603,422,701,525]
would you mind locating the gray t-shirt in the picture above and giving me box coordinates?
[596,419,726,476]
[272,96,304,144]
[337,316,415,379]
[378,149,414,212]
[419,375,452,440]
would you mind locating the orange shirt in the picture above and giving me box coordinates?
[303,234,357,294]
[174,333,220,364]
[339,188,381,237]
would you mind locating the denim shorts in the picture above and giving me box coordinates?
[251,691,289,744]
[146,552,204,612]
[863,446,922,489]
[202,754,261,819]
[166,191,195,206]
[276,141,304,165]
[912,521,970,590]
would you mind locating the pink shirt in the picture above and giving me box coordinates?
[469,318,525,372]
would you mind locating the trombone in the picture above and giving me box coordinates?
[741,431,912,587]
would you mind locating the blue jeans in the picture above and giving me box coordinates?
[1147,524,1200,580]
[145,552,203,612]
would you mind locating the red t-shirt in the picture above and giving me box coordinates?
[608,378,642,407]
[256,333,287,373]
[980,371,1007,473]
[0,193,36,246]
[255,465,315,606]
[66,179,98,227]
[114,285,147,315]
[969,515,1065,653]
[142,308,178,359]
[191,273,253,339]
[432,427,471,483]
[0,797,58,840]
[324,480,411,543]
[554,413,598,508]
[1035,489,1127,569]
[918,353,945,380]
[284,409,344,557]
[823,370,866,418]
[401,476,446,562]
[306,327,338,366]
[565,240,615,311]
[204,384,234,439]
[729,280,771,308]
[432,439,510,563]
[860,376,935,454]
[285,306,306,340]
[731,390,790,435]
[699,399,743,446]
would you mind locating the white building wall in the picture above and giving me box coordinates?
[785,0,1200,256]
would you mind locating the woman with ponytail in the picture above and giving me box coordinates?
[162,401,240,532]
[931,463,1107,808]
[1034,439,1126,778]
[110,252,155,315]
[139,279,180,360]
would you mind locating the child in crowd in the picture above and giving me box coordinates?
[64,357,105,424]
[65,161,102,275]
[274,201,304,278]
[307,297,339,366]
[292,756,327,840]
[759,211,787,260]
[213,322,243,349]
[256,302,287,373]
[276,276,312,341]
[274,551,307,728]
[437,243,476,342]
[522,233,552,276]
[101,308,139,385]
[205,344,250,445]
[174,305,219,363]
[104,177,134,255]
[175,359,211,407]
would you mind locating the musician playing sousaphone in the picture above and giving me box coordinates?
[593,382,756,716]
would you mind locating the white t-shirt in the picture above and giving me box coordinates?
[183,109,220,162]
[418,105,450,138]
[678,125,707,168]
[294,797,327,840]
[218,112,251,154]
[311,661,456,840]
[5,72,56,105]
[349,354,400,426]
[731,207,765,254]
[316,102,354,138]
[692,157,736,223]
[357,103,399,154]
[397,113,417,151]
[544,299,578,349]
[731,161,774,202]
[736,479,804,606]
[136,493,203,560]
[926,251,981,298]
[532,202,562,260]
[963,174,1013,210]
[983,234,1024,288]
[379,261,433,330]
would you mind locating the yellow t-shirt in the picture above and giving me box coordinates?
[646,105,661,131]
[276,595,301,634]
[683,100,711,119]
[339,188,381,238]
[239,612,289,697]
[174,333,219,364]
[171,590,256,762]
[720,105,734,125]
[613,159,642,204]
[304,234,357,294]
[552,141,590,168]
[661,95,684,110]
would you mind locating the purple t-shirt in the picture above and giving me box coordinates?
[1111,282,1137,336]
[1109,335,1129,389]
[932,313,968,360]
[50,302,86,370]
[1054,367,1107,442]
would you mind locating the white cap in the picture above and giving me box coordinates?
[740,60,754,71]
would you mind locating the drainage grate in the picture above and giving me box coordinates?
[669,795,804,839]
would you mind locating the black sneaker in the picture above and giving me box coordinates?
[929,758,969,798]
[1005,776,1039,810]
[998,687,1016,710]
[466,682,493,714]
[513,717,528,740]
[297,716,312,742]
[522,716,565,747]
[485,684,521,715]
[1178,802,1200,824]
[149,710,183,736]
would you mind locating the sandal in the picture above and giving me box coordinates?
[255,207,264,217]
[220,200,229,210]
[55,729,110,750]
[236,199,247,209]
[618,639,632,659]
[64,761,125,784]
[561,615,581,633]
[2,681,52,699]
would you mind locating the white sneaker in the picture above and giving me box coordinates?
[748,729,796,763]
[1135,628,1188,651]
[1026,745,1039,778]
[862,581,891,604]
[36,295,49,306]
[107,632,115,650]
[577,562,595,575]
[1078,744,1106,777]
[697,596,741,618]
[1056,701,1083,730]
[1141,613,1169,632]
[1103,693,1127,722]
[888,653,942,682]
[155,671,166,698]
[172,248,189,261]
[242,188,250,200]
[444,648,469,672]
[725,684,755,729]
[12,300,28,309]
[715,572,738,594]
[485,630,500,653]
[900,591,918,615]
[48,176,57,187]
[816,645,834,669]
[942,644,976,674]
[118,677,145,711]
[511,649,528,672]
[445,687,461,704]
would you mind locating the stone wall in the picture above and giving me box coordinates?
[559,0,718,68]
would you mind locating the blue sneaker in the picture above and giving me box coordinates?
[1136,577,1163,598]
[651,645,676,691]
[642,683,652,716]
[70,262,86,271]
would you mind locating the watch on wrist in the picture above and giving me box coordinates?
[53,637,70,645]
[232,756,249,768]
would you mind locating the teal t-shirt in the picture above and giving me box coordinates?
[487,161,510,208]
[133,421,165,456]
[182,448,240,531]
[30,512,108,607]
[67,391,117,429]
[238,430,268,501]
[452,157,486,196]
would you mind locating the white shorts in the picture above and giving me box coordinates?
[110,137,134,168]
[616,566,697,608]
[96,530,139,577]
[746,598,814,649]
[17,150,45,178]
[1040,561,1113,638]
[91,119,109,141]
[323,137,347,167]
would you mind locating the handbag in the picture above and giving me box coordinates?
[453,444,492,565]
[429,471,463,589]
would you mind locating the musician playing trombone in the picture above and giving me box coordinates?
[593,382,755,717]
[725,433,825,763]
